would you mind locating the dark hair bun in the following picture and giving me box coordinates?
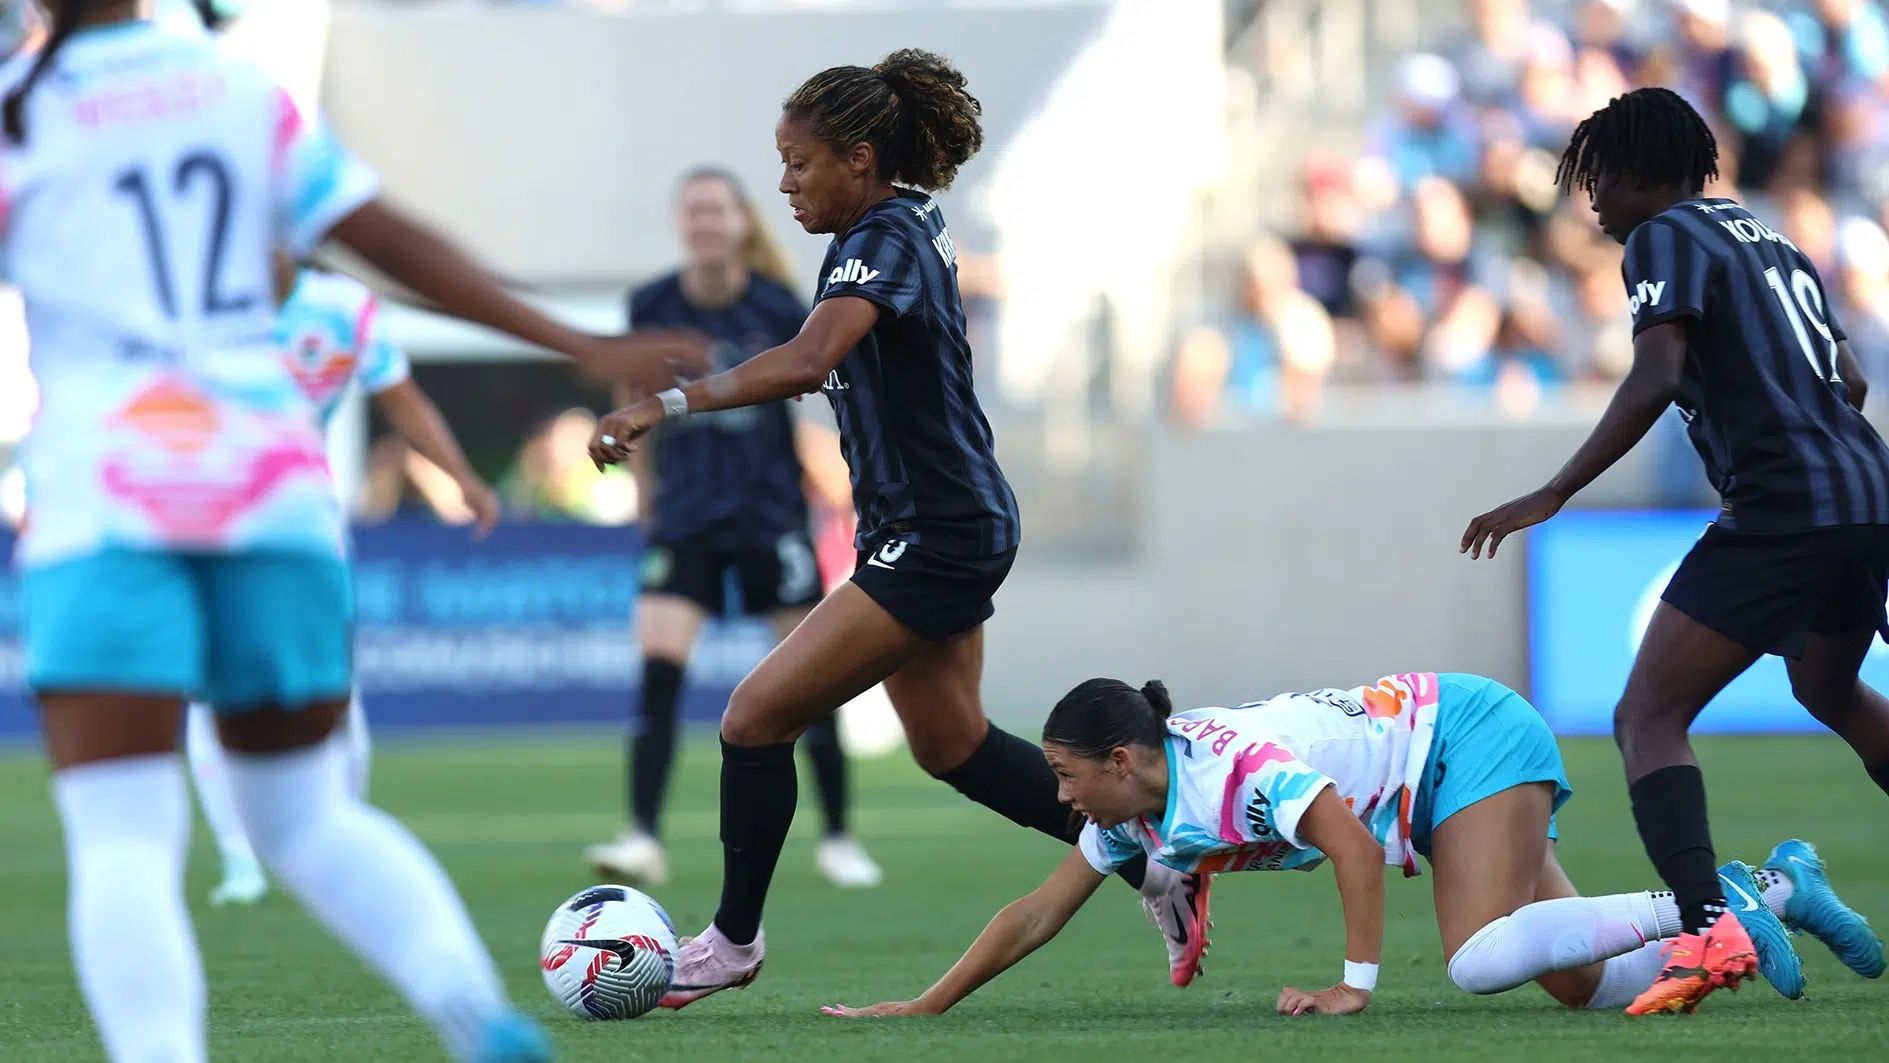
[1139,680,1173,719]
[870,48,982,191]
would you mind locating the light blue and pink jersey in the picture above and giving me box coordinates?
[0,21,378,568]
[1079,673,1442,879]
[278,269,410,427]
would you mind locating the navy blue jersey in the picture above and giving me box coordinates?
[629,273,810,549]
[814,189,1020,555]
[1624,198,1889,531]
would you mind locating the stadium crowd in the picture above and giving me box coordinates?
[1174,0,1889,426]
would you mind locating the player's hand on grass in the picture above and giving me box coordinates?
[1460,486,1566,560]
[820,1000,939,1019]
[1276,982,1371,1016]
[590,399,665,470]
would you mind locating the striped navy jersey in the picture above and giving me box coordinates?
[814,189,1020,555]
[628,274,809,549]
[1624,198,1889,530]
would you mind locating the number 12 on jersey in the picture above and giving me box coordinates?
[114,150,256,320]
[1764,265,1840,383]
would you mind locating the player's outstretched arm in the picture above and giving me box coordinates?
[821,848,1107,1018]
[373,380,499,539]
[1461,321,1687,559]
[1277,786,1386,1017]
[326,202,706,391]
[590,297,880,468]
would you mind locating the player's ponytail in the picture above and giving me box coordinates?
[782,48,983,192]
[1042,678,1172,761]
[4,0,90,145]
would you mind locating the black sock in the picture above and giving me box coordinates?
[932,724,1149,891]
[1629,764,1723,933]
[629,658,685,836]
[712,739,797,946]
[800,717,848,836]
[1870,759,1889,799]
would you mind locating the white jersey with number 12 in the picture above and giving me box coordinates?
[0,21,378,566]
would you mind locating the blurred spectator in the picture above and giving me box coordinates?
[1724,9,1825,193]
[1662,0,1737,114]
[1365,54,1482,194]
[1779,186,1840,275]
[499,408,637,523]
[1451,0,1537,108]
[1360,177,1503,384]
[1229,238,1336,420]
[1486,257,1568,390]
[1826,78,1889,203]
[1198,0,1889,425]
[1836,215,1889,381]
[1788,0,1889,91]
[1287,155,1364,320]
[357,437,472,525]
[1169,326,1231,429]
[1574,0,1647,78]
[1510,21,1580,147]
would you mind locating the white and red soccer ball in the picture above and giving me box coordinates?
[539,885,678,1020]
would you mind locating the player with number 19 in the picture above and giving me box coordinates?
[1462,87,1889,1016]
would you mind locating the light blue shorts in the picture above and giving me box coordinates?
[1410,673,1573,858]
[21,548,353,712]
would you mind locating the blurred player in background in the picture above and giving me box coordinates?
[825,673,1882,1019]
[2,3,698,1061]
[185,250,500,908]
[586,167,882,891]
[591,48,1204,1009]
[1463,87,1889,1015]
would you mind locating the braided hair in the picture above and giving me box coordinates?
[4,0,93,144]
[782,48,983,192]
[1555,87,1719,198]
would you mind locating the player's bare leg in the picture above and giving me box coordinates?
[1426,784,1736,1011]
[662,583,926,1009]
[1428,784,1583,999]
[1788,629,1889,797]
[1612,603,1764,1012]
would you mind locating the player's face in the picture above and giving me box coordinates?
[677,176,748,269]
[776,115,871,235]
[1044,743,1140,829]
[1591,169,1654,246]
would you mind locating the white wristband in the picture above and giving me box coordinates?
[655,388,689,419]
[1342,960,1378,993]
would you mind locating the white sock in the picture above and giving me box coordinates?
[1585,940,1668,1009]
[1650,884,1789,927]
[52,755,207,1063]
[184,703,257,868]
[1447,893,1669,995]
[225,744,507,1061]
[338,693,371,801]
[1752,869,1795,913]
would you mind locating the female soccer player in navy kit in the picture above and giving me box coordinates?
[591,49,1205,1006]
[1463,87,1889,1015]
[586,168,881,890]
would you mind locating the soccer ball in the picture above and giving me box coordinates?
[539,885,679,1020]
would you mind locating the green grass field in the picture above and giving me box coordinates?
[1,732,1886,1061]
